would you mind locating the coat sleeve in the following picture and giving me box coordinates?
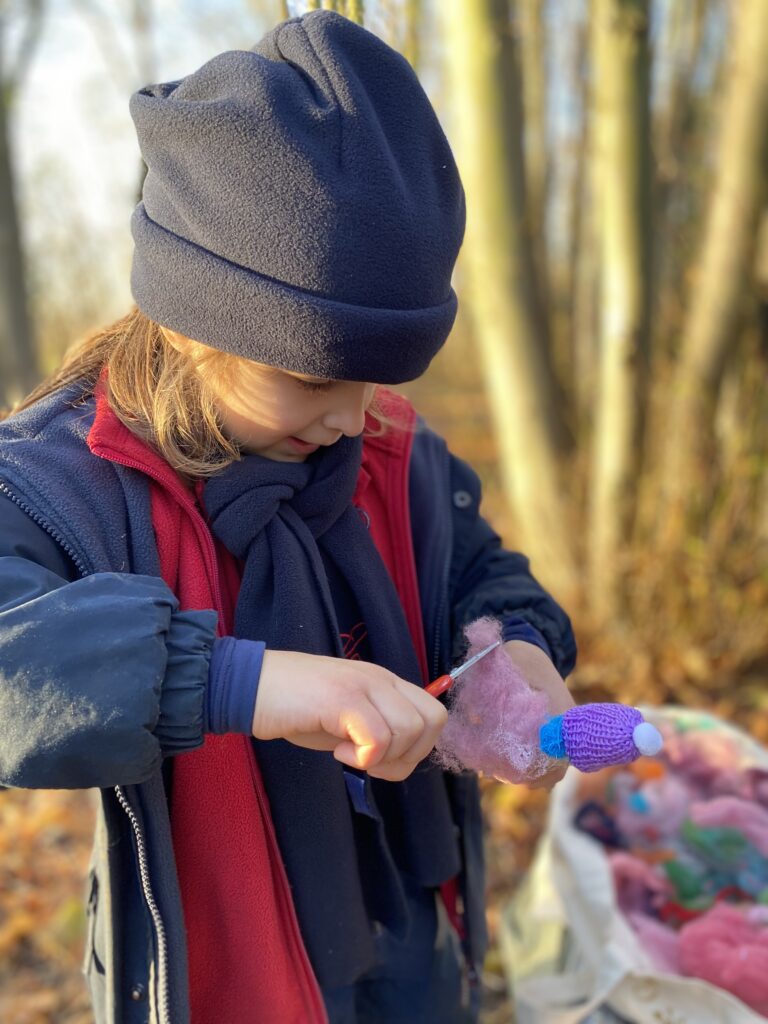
[0,492,217,789]
[446,452,577,678]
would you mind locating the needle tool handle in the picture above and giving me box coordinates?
[426,674,453,698]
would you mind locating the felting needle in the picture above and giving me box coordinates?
[425,640,502,698]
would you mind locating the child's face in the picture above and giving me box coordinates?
[212,363,377,462]
[164,328,376,462]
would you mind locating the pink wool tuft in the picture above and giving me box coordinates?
[433,617,551,783]
[678,903,768,1016]
[609,851,673,916]
[627,912,681,974]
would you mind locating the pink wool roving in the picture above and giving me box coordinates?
[626,912,681,975]
[609,851,673,916]
[433,617,551,783]
[678,903,768,1016]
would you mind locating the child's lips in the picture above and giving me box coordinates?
[286,436,320,453]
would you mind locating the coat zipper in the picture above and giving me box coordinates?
[431,545,451,679]
[114,785,171,1024]
[0,480,90,577]
[0,477,174,1024]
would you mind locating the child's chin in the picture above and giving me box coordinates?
[263,448,309,463]
[238,440,307,462]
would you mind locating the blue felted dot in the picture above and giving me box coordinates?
[628,791,650,814]
[540,715,567,759]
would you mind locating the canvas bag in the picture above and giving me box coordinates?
[500,706,768,1024]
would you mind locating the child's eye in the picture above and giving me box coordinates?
[295,378,334,394]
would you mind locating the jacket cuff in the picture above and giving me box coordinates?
[204,636,264,735]
[500,614,553,659]
[500,609,576,677]
[156,608,217,755]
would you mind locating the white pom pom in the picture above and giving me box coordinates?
[633,721,663,757]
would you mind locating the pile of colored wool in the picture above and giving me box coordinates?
[574,723,768,1015]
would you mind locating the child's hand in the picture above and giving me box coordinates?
[252,650,449,782]
[503,639,575,791]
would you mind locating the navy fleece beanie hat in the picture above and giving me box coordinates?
[128,10,465,384]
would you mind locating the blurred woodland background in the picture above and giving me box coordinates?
[0,0,766,1020]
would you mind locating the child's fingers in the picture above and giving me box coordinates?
[335,745,431,782]
[332,740,375,770]
[394,677,449,729]
[331,680,446,778]
[364,685,429,765]
[391,679,449,762]
[525,761,568,791]
[330,697,394,770]
[253,651,448,781]
[284,730,345,752]
[360,679,448,779]
[365,760,427,782]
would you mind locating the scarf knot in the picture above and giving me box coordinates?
[204,434,363,562]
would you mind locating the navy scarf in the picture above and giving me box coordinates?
[203,436,460,988]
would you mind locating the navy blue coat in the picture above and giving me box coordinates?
[0,386,575,1024]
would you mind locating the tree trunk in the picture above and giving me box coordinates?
[0,77,39,410]
[650,0,708,359]
[568,15,597,436]
[588,0,652,617]
[516,0,548,297]
[652,0,706,185]
[439,0,576,599]
[659,0,768,545]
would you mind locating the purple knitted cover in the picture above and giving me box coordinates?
[562,703,643,772]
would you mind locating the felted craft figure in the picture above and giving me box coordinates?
[434,617,663,783]
[0,12,577,1024]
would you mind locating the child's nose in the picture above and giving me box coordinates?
[321,384,370,437]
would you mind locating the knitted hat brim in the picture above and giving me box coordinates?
[130,205,457,385]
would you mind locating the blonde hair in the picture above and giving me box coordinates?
[13,306,396,480]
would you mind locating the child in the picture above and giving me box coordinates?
[0,11,576,1024]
